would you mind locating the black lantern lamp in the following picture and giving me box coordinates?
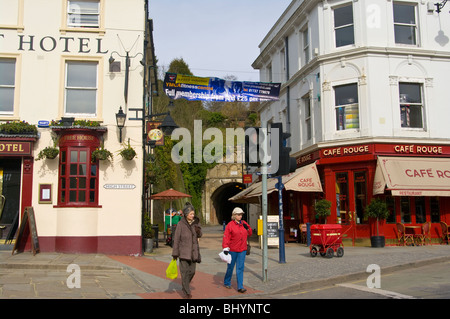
[115,106,126,143]
[158,113,178,136]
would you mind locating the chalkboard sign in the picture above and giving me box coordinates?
[12,207,40,255]
[267,222,278,238]
[267,215,279,247]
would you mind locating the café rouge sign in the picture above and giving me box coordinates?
[322,144,448,157]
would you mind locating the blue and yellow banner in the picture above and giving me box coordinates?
[163,73,280,102]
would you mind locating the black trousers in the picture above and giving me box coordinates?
[179,259,196,295]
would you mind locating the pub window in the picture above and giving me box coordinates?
[58,147,98,206]
[335,83,359,131]
[67,0,100,28]
[0,59,15,115]
[400,197,411,223]
[393,2,418,46]
[334,4,354,48]
[64,61,98,117]
[399,83,423,128]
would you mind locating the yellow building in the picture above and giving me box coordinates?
[0,0,154,254]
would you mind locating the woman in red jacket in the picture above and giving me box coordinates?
[222,207,252,293]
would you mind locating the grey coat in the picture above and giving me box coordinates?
[172,216,202,263]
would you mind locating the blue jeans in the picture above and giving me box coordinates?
[224,251,246,290]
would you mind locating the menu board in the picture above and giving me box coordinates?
[12,207,40,255]
[267,215,279,247]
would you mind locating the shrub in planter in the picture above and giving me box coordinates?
[0,121,37,135]
[314,199,332,224]
[91,147,113,162]
[119,140,137,161]
[365,198,390,247]
[36,146,59,160]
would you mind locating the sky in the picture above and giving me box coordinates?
[149,0,292,82]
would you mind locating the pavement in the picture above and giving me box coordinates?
[0,225,450,299]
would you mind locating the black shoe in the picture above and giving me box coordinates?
[224,285,231,289]
[238,288,247,293]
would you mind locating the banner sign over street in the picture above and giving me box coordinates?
[163,72,281,102]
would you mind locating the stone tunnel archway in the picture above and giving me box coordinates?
[202,163,246,225]
[211,182,246,225]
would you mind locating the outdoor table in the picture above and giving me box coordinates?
[405,225,422,245]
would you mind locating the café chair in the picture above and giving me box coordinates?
[420,221,431,246]
[414,221,431,246]
[396,223,414,246]
[440,221,449,245]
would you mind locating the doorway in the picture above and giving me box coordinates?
[0,158,21,240]
[335,169,369,242]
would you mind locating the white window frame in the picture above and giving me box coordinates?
[399,82,424,129]
[64,60,98,118]
[302,27,310,66]
[333,3,355,48]
[334,83,359,131]
[0,58,16,116]
[393,2,419,46]
[67,0,100,28]
[303,93,312,141]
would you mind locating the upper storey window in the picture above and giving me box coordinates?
[393,3,418,45]
[67,0,100,28]
[334,4,354,48]
[0,59,15,115]
[65,61,98,117]
[335,83,359,131]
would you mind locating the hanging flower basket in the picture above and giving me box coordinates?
[36,146,59,161]
[119,139,137,161]
[91,147,113,162]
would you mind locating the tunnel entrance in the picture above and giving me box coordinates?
[210,182,246,225]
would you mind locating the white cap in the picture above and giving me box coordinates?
[232,207,245,215]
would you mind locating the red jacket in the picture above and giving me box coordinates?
[222,220,252,253]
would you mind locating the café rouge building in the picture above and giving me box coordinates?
[281,140,450,245]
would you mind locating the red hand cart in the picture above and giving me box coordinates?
[310,224,344,258]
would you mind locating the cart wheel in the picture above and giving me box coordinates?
[326,247,334,258]
[336,247,344,258]
[310,247,318,257]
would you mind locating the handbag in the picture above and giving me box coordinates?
[246,237,251,255]
[165,259,178,279]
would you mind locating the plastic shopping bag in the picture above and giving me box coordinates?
[219,251,232,264]
[166,259,178,279]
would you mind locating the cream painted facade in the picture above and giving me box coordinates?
[0,0,148,254]
[253,0,450,153]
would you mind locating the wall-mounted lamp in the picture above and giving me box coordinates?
[115,106,126,143]
[109,50,144,104]
[435,0,448,12]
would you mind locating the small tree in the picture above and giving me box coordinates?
[365,198,390,237]
[314,199,332,223]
